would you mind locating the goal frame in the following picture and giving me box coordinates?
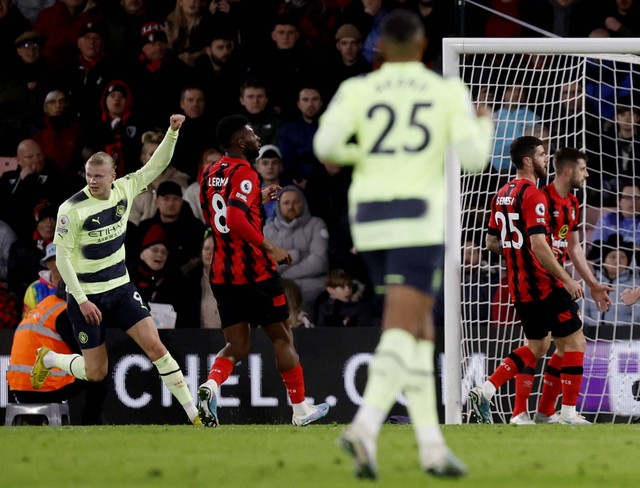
[442,37,640,424]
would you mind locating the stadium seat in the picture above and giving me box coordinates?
[4,402,70,426]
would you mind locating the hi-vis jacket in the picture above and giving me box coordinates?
[7,295,75,392]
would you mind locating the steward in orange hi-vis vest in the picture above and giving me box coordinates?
[7,295,75,392]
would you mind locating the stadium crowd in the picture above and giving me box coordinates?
[1,0,640,333]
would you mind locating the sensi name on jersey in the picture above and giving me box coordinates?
[208,176,229,187]
[496,196,514,205]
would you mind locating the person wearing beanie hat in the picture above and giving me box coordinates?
[196,114,330,428]
[140,22,168,46]
[335,23,362,42]
[29,114,204,426]
[321,22,371,101]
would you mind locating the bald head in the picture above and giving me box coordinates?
[17,139,45,173]
[378,9,427,61]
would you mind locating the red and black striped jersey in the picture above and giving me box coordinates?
[200,156,277,285]
[488,178,561,303]
[540,183,580,265]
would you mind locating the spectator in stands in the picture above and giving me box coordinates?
[282,277,314,328]
[590,182,640,253]
[248,15,314,118]
[275,0,342,55]
[589,0,640,37]
[32,89,85,182]
[183,228,222,328]
[137,180,206,276]
[33,0,102,69]
[0,139,68,241]
[597,97,640,205]
[461,238,498,326]
[491,83,540,172]
[416,0,454,69]
[12,31,51,112]
[193,26,244,124]
[0,0,32,65]
[171,85,214,180]
[84,79,142,177]
[583,235,638,327]
[102,0,162,61]
[238,77,284,146]
[0,281,20,329]
[129,223,192,328]
[7,281,107,424]
[22,242,60,317]
[57,21,118,125]
[7,200,56,309]
[127,21,194,130]
[264,185,329,310]
[314,268,372,327]
[321,23,371,102]
[163,0,207,67]
[183,147,222,223]
[129,129,190,226]
[0,218,17,284]
[254,144,285,221]
[278,85,324,188]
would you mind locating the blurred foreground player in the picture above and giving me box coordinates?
[197,114,329,427]
[314,9,493,480]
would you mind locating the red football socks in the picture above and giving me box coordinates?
[513,362,536,416]
[207,357,234,385]
[560,351,584,407]
[489,346,536,389]
[281,364,306,404]
[537,352,563,416]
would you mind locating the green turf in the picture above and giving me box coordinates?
[1,424,638,488]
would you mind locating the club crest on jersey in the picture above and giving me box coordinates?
[535,203,545,216]
[240,179,252,194]
[116,205,125,218]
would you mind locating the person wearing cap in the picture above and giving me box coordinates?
[57,20,121,126]
[30,114,204,426]
[254,144,285,221]
[33,0,102,68]
[22,242,61,317]
[84,79,142,177]
[128,21,194,131]
[321,22,371,101]
[137,179,205,276]
[32,89,86,182]
[277,85,324,187]
[12,30,51,116]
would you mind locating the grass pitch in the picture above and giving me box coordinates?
[1,423,638,488]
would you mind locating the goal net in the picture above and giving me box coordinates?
[442,38,640,424]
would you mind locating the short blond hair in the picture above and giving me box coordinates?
[86,151,116,172]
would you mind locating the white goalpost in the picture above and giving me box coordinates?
[443,38,640,424]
